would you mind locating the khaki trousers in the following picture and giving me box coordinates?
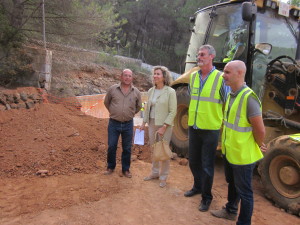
[148,119,172,181]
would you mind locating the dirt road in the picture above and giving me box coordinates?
[1,158,298,225]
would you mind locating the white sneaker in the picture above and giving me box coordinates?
[143,175,159,181]
[159,180,166,188]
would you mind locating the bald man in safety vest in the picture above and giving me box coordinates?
[211,60,267,225]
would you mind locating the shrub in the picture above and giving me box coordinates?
[0,48,34,87]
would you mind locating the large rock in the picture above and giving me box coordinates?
[13,93,21,103]
[5,93,14,104]
[17,102,27,109]
[26,100,35,109]
[0,93,6,105]
[20,92,28,101]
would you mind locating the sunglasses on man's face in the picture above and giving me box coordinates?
[197,53,210,57]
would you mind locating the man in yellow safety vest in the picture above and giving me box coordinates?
[184,44,231,212]
[223,33,246,63]
[211,60,267,225]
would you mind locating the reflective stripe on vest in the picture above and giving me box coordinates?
[223,89,253,132]
[222,87,263,165]
[290,133,300,142]
[188,70,223,129]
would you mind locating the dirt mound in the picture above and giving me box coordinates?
[0,101,150,178]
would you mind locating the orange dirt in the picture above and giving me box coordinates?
[0,92,298,225]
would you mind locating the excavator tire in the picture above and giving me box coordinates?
[259,135,300,216]
[170,86,189,157]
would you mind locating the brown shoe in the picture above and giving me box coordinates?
[211,207,237,221]
[122,171,132,178]
[104,169,114,175]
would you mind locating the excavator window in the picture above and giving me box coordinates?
[252,9,298,98]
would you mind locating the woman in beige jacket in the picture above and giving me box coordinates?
[139,66,177,188]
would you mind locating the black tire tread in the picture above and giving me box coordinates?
[170,85,189,157]
[259,135,300,216]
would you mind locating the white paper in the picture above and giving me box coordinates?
[134,129,144,145]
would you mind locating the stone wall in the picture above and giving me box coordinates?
[0,87,43,111]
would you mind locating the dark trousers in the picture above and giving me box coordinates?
[107,118,133,172]
[223,157,240,215]
[188,127,219,202]
[223,156,256,225]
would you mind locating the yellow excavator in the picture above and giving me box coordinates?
[170,0,300,216]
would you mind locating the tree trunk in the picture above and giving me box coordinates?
[167,33,174,52]
[11,0,25,29]
[134,29,140,48]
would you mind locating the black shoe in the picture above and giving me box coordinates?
[199,200,211,212]
[184,189,201,197]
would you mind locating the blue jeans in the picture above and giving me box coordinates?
[107,118,133,172]
[188,127,219,202]
[223,156,256,225]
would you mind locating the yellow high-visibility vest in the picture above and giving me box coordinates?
[222,87,263,165]
[223,42,245,63]
[188,69,223,130]
[223,45,236,63]
[141,102,145,111]
[290,133,300,142]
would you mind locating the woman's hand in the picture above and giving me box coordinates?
[139,123,146,130]
[157,124,167,136]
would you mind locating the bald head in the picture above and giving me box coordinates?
[227,60,246,78]
[122,68,133,75]
[223,60,247,92]
[120,68,133,87]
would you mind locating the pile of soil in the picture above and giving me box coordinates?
[0,101,150,178]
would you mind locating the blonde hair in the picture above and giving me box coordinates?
[152,65,173,86]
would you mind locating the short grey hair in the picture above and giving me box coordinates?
[199,44,216,56]
[152,65,173,86]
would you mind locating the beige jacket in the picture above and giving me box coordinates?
[143,86,177,126]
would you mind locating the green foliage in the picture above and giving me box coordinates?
[0,0,123,87]
[0,0,121,49]
[0,4,24,56]
[174,42,189,57]
[290,0,300,7]
[0,0,224,83]
[39,0,121,48]
[114,0,220,72]
[0,3,30,87]
[0,48,34,86]
[96,52,122,68]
